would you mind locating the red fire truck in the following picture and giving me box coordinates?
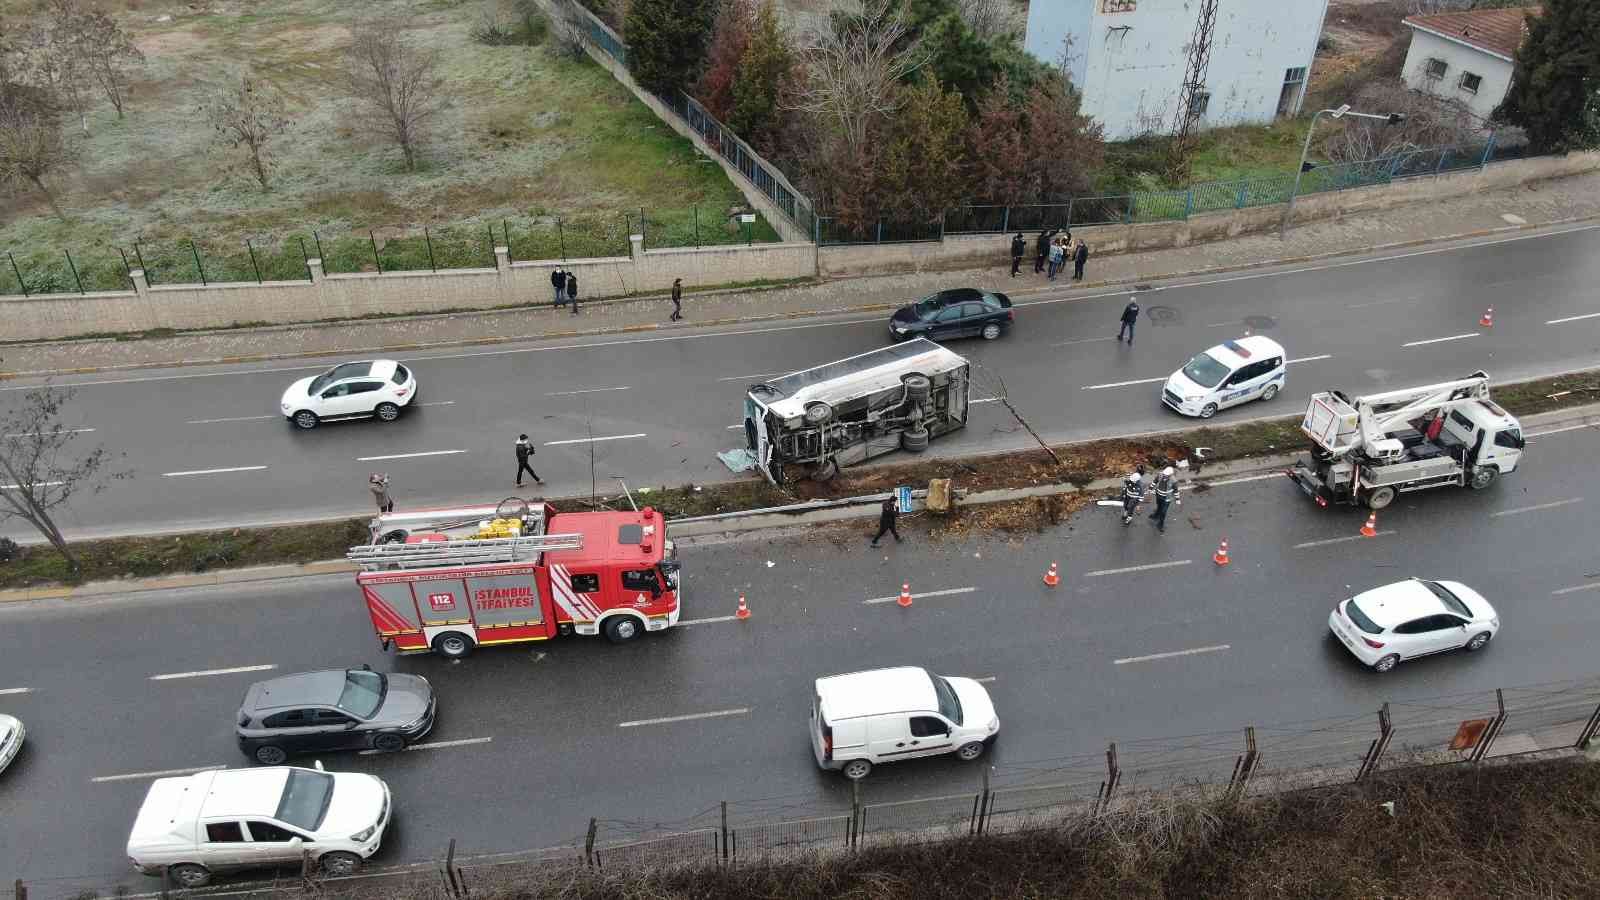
[347,498,681,658]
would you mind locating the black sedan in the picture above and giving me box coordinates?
[236,666,435,765]
[889,288,1013,342]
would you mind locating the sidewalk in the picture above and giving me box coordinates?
[4,170,1599,377]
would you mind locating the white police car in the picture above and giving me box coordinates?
[1162,336,1286,418]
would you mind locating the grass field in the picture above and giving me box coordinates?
[0,0,777,294]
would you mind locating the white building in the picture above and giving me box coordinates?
[1023,0,1330,141]
[1401,7,1534,124]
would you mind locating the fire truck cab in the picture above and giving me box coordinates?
[348,498,681,658]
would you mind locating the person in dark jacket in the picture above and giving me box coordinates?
[669,278,683,321]
[1148,466,1181,533]
[1009,233,1026,277]
[870,495,903,547]
[1033,228,1055,274]
[551,267,566,307]
[369,472,394,514]
[515,434,543,487]
[1118,298,1140,345]
[1073,239,1089,280]
[566,271,579,314]
[1120,465,1146,526]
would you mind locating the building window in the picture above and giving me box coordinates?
[1424,57,1447,80]
[1101,0,1137,11]
[1283,67,1307,85]
[1459,71,1482,94]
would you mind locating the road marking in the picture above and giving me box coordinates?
[3,428,95,437]
[1287,354,1333,364]
[1492,497,1582,517]
[360,737,493,755]
[545,386,632,396]
[1081,376,1167,391]
[973,676,997,684]
[1051,336,1116,346]
[92,765,226,784]
[150,664,276,681]
[725,424,744,430]
[970,397,1004,404]
[355,449,468,461]
[1552,583,1600,596]
[1294,530,1396,549]
[1205,472,1284,487]
[544,433,648,446]
[1346,293,1423,309]
[1527,423,1598,439]
[679,615,739,626]
[863,586,978,605]
[1546,312,1600,325]
[186,414,277,424]
[1115,644,1230,665]
[0,688,31,696]
[1205,321,1235,328]
[1085,560,1192,578]
[718,371,788,382]
[618,708,750,728]
[1,481,64,489]
[163,465,268,477]
[1402,333,1478,348]
[417,400,456,407]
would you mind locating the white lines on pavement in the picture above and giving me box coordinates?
[1287,354,1333,365]
[150,664,276,681]
[1086,560,1192,578]
[726,424,744,430]
[545,386,632,396]
[1545,312,1600,325]
[1294,531,1396,549]
[92,764,226,784]
[2,481,64,489]
[359,737,493,755]
[970,397,1004,404]
[973,676,998,684]
[417,400,456,407]
[679,614,739,626]
[1552,583,1600,596]
[1115,644,1230,666]
[545,433,647,446]
[1528,423,1599,440]
[186,414,277,424]
[163,465,268,477]
[1204,321,1235,328]
[1081,376,1167,391]
[1052,336,1116,346]
[1492,497,1582,517]
[718,372,787,382]
[618,708,750,728]
[1402,333,1478,348]
[1205,473,1284,487]
[863,586,978,605]
[356,449,467,462]
[0,687,32,696]
[4,428,95,437]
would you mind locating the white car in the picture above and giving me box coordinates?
[280,360,416,430]
[811,666,999,780]
[0,714,23,774]
[127,764,390,888]
[1329,578,1500,673]
[1162,335,1286,418]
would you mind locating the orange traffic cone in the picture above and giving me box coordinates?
[1360,512,1378,537]
[1043,562,1060,587]
[1212,539,1230,566]
[897,583,913,607]
[735,594,750,620]
[1479,307,1494,327]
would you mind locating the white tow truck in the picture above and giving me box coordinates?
[1288,371,1525,510]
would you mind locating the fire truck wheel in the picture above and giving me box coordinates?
[379,529,410,545]
[900,427,930,453]
[253,745,289,765]
[1366,486,1396,510]
[168,864,212,888]
[320,852,362,878]
[433,632,474,659]
[292,410,319,430]
[603,615,643,643]
[375,402,402,422]
[842,759,872,780]
[372,733,406,753]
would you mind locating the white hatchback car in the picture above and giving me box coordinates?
[1162,335,1286,418]
[1329,578,1500,673]
[127,764,390,888]
[811,666,999,780]
[280,360,416,430]
[0,714,23,774]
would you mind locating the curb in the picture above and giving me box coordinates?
[3,214,1597,380]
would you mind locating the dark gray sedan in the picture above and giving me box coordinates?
[889,288,1013,342]
[236,667,435,765]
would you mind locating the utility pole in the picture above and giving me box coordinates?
[1167,0,1219,182]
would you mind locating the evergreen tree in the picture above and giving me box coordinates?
[695,0,756,120]
[729,0,792,146]
[966,73,1029,206]
[625,0,719,97]
[878,77,970,224]
[1497,1,1600,153]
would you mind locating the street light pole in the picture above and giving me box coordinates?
[1280,104,1404,239]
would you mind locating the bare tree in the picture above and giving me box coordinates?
[201,72,290,190]
[21,14,91,135]
[0,376,129,573]
[955,0,1014,43]
[1325,82,1480,164]
[71,8,143,119]
[344,22,449,171]
[788,0,927,156]
[0,83,74,219]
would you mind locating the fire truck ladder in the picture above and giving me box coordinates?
[346,533,585,570]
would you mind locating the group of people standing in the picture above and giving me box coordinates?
[1120,464,1182,533]
[1010,229,1088,281]
[550,267,581,314]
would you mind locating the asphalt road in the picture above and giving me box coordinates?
[3,223,1600,544]
[1,417,1597,896]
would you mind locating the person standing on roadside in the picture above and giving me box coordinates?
[669,277,683,321]
[870,495,903,547]
[1148,466,1181,533]
[515,434,544,487]
[551,267,566,308]
[369,473,393,514]
[1118,297,1140,345]
[1120,465,1146,526]
[1073,239,1089,280]
[1033,228,1053,274]
[566,270,579,314]
[1048,238,1065,280]
[1009,233,1025,277]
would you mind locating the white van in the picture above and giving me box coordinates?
[1162,335,1286,419]
[810,666,999,780]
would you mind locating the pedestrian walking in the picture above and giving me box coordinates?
[515,434,544,487]
[1047,238,1065,280]
[1118,297,1140,344]
[1073,239,1089,280]
[369,472,393,514]
[870,495,903,547]
[1120,465,1146,526]
[551,267,566,307]
[1033,228,1053,274]
[566,270,579,314]
[1148,466,1181,533]
[1009,233,1025,277]
[669,277,683,321]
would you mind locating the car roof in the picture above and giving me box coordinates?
[815,666,936,721]
[245,670,351,712]
[1205,335,1285,370]
[199,768,293,819]
[325,360,398,382]
[1350,579,1446,628]
[929,288,983,304]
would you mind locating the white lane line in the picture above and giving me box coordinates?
[863,586,979,605]
[1115,644,1231,665]
[973,676,998,684]
[1081,376,1167,391]
[360,737,493,755]
[1287,354,1333,364]
[163,465,268,477]
[679,614,739,626]
[186,414,277,424]
[4,428,95,437]
[618,708,750,728]
[0,687,32,696]
[355,449,468,462]
[2,481,64,489]
[417,400,456,407]
[1546,312,1600,325]
[1492,497,1582,517]
[1085,559,1192,578]
[545,386,632,396]
[1346,293,1423,309]
[1052,336,1116,346]
[718,371,787,382]
[1205,472,1285,487]
[545,433,648,446]
[1527,423,1598,439]
[970,397,1005,404]
[150,664,276,681]
[726,424,744,430]
[1294,530,1396,549]
[1402,333,1478,348]
[1205,321,1235,327]
[93,765,226,784]
[1552,583,1600,596]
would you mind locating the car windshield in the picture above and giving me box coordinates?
[1421,580,1471,617]
[1344,599,1384,635]
[336,669,386,719]
[275,770,335,832]
[913,296,943,319]
[1181,352,1230,389]
[932,674,964,726]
